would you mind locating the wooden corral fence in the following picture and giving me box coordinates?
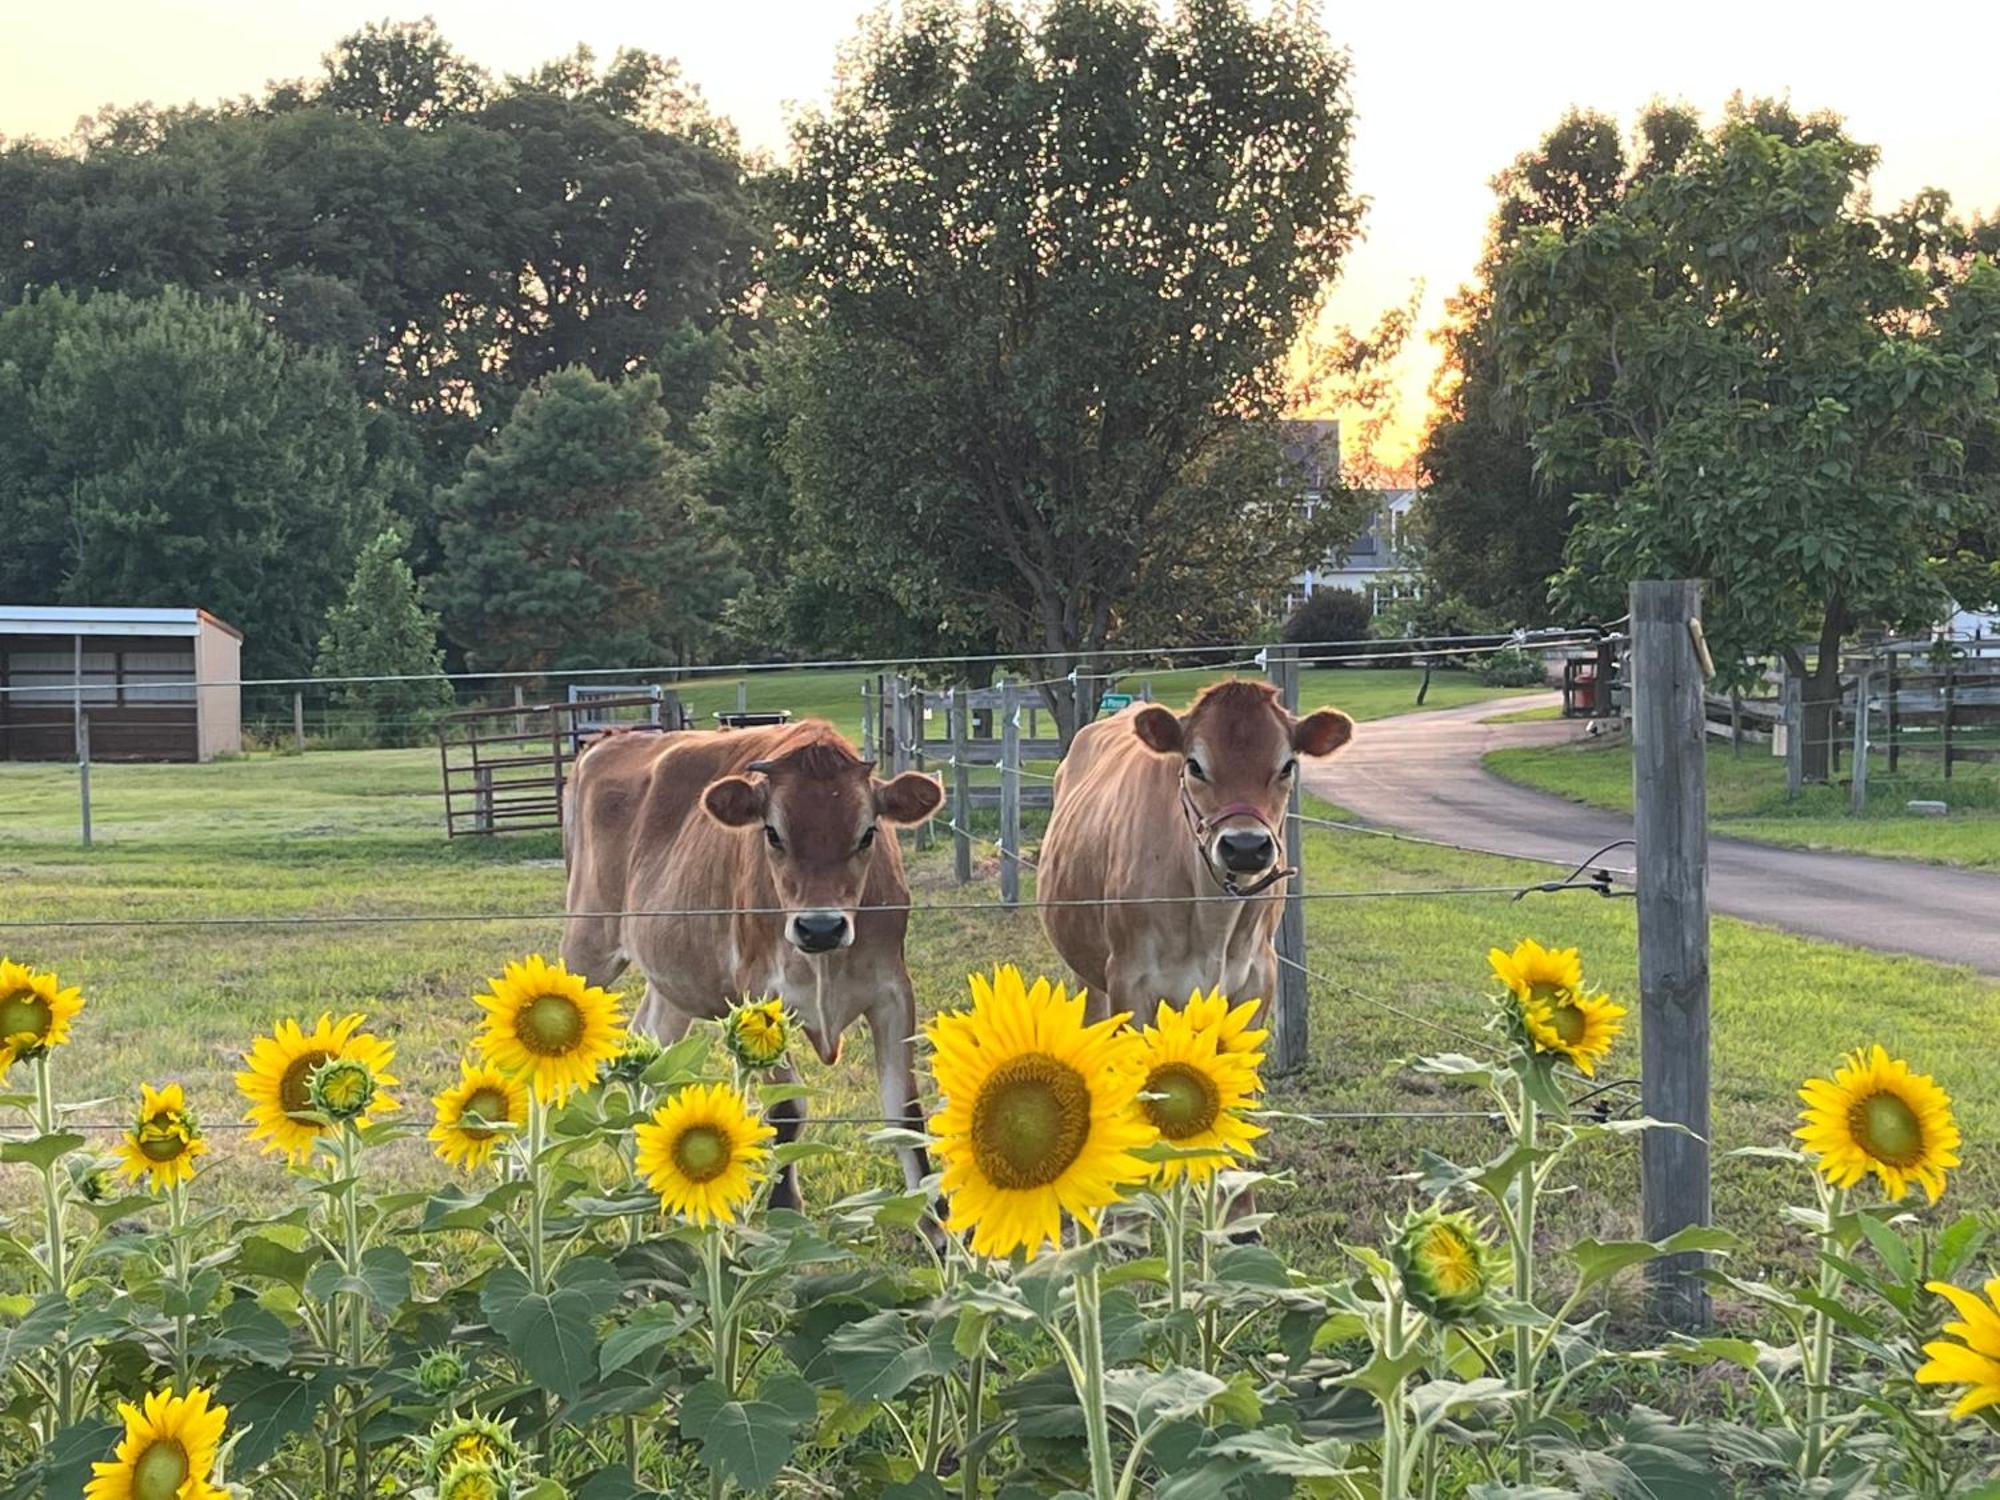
[437,693,683,837]
[1702,639,2000,808]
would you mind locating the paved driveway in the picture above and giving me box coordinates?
[1306,694,2000,977]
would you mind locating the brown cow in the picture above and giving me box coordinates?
[1038,679,1354,1023]
[561,721,943,1208]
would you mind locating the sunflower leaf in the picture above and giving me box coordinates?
[1103,1366,1227,1429]
[216,1368,336,1471]
[227,1233,323,1289]
[0,1131,86,1170]
[480,1265,605,1401]
[1570,1227,1739,1296]
[0,1293,67,1378]
[679,1374,816,1490]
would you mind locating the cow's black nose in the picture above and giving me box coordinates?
[792,911,849,952]
[1217,829,1275,873]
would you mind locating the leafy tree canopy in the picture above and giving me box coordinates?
[1493,100,2000,777]
[764,0,1366,734]
[315,527,456,733]
[0,287,392,678]
[429,368,746,674]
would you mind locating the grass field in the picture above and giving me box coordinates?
[6,701,1997,1282]
[1488,734,2000,870]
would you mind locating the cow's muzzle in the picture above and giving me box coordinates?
[788,909,853,954]
[1216,827,1277,874]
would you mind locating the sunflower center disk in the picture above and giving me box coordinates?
[132,1440,191,1500]
[1852,1091,1925,1167]
[1549,1004,1588,1045]
[970,1054,1091,1190]
[1420,1227,1480,1294]
[279,1050,335,1114]
[459,1088,510,1140]
[674,1125,731,1183]
[1143,1063,1221,1140]
[520,994,584,1055]
[0,991,50,1044]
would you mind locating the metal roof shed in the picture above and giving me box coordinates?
[0,606,242,763]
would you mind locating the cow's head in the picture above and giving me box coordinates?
[1131,680,1353,883]
[702,729,943,955]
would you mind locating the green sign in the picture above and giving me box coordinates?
[1097,693,1134,715]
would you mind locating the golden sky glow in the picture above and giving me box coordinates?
[5,2,1997,470]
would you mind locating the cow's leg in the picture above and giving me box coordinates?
[632,984,691,1045]
[560,913,628,991]
[766,1056,806,1214]
[864,980,932,1196]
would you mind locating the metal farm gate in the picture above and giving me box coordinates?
[436,693,681,837]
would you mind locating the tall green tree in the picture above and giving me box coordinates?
[1415,107,1697,625]
[314,528,455,736]
[0,287,391,677]
[1494,103,2000,778]
[768,0,1364,738]
[429,368,745,672]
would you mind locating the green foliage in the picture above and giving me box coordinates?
[1492,101,2000,775]
[0,286,390,678]
[1284,588,1375,661]
[314,529,454,739]
[429,368,746,672]
[765,0,1366,733]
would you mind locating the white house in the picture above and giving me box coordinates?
[1280,419,1418,613]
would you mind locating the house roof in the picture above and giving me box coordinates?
[0,605,243,641]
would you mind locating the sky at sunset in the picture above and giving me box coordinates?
[6,2,1998,470]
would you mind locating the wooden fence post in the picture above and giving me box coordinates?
[1783,666,1804,801]
[1942,664,1956,780]
[1850,669,1872,816]
[861,677,877,764]
[950,685,972,884]
[294,691,307,753]
[1266,644,1309,1076]
[513,684,526,740]
[999,677,1021,909]
[1631,580,1713,1328]
[77,712,93,849]
[1886,651,1901,773]
[913,687,934,851]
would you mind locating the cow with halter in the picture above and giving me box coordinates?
[1037,679,1354,1023]
[560,720,944,1209]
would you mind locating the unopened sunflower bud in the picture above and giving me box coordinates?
[722,996,792,1071]
[308,1056,378,1123]
[1393,1207,1504,1322]
[605,1033,665,1085]
[417,1347,466,1397]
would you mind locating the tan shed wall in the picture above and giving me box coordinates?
[194,623,241,761]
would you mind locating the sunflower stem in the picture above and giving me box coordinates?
[1074,1261,1117,1500]
[1167,1175,1189,1365]
[169,1178,192,1388]
[525,1091,549,1294]
[32,1055,76,1430]
[1511,1092,1539,1482]
[1379,1287,1409,1500]
[1199,1173,1221,1371]
[1801,1185,1847,1479]
[334,1123,369,1496]
[960,1344,987,1500]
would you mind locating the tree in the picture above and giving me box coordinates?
[1415,108,1697,626]
[768,0,1365,740]
[1282,588,1373,663]
[314,528,455,737]
[1493,103,2000,779]
[0,287,391,678]
[317,18,489,127]
[429,368,745,672]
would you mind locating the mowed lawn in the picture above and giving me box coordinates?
[5,702,1997,1284]
[1488,734,2000,870]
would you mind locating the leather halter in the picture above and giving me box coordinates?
[1178,774,1295,899]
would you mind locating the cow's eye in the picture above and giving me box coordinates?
[763,826,784,852]
[858,826,877,852]
[1280,757,1298,780]
[1185,758,1207,781]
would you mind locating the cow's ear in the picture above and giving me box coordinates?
[1292,708,1355,757]
[703,775,768,827]
[1132,705,1185,754]
[874,771,944,826]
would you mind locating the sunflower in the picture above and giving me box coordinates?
[430,1060,529,1172]
[84,1386,229,1500]
[0,957,84,1076]
[1488,938,1625,1076]
[116,1083,207,1193]
[474,954,627,1103]
[1178,986,1269,1059]
[926,966,1156,1260]
[236,1013,399,1163]
[1133,994,1265,1184]
[437,1460,506,1500]
[1394,1207,1505,1322]
[723,996,793,1070]
[1917,1278,2000,1419]
[421,1415,520,1486]
[1796,1045,1960,1203]
[634,1081,776,1226]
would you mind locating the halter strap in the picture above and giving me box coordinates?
[1178,776,1296,899]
